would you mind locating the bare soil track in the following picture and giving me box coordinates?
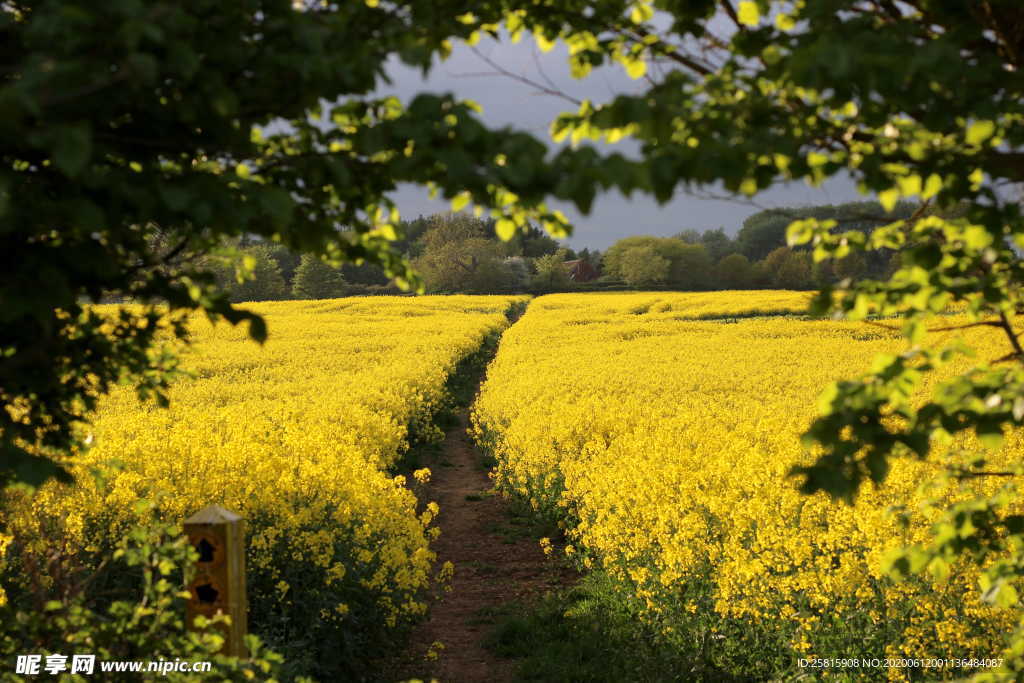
[384,408,575,683]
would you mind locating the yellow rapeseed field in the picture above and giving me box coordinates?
[472,291,1020,679]
[3,295,525,669]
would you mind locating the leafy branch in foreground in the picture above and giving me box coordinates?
[0,519,296,682]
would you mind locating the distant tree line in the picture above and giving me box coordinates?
[603,200,926,291]
[193,200,937,301]
[192,211,585,302]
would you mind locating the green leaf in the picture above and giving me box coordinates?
[922,173,943,199]
[54,124,92,177]
[247,316,268,344]
[882,548,911,580]
[261,187,294,225]
[1012,397,1024,422]
[969,168,984,189]
[786,218,815,245]
[816,383,840,415]
[623,56,647,79]
[966,120,996,146]
[159,185,191,211]
[630,3,654,23]
[535,31,556,52]
[903,318,925,345]
[2,443,73,490]
[929,556,950,581]
[495,218,517,241]
[878,188,899,212]
[738,1,760,26]
[806,152,828,167]
[775,13,795,31]
[976,418,1004,451]
[982,578,1019,607]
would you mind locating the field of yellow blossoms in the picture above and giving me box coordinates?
[2,295,526,677]
[6,290,1020,680]
[472,291,1021,680]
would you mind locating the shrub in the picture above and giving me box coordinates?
[0,519,296,683]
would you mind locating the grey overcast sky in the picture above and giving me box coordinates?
[377,32,867,251]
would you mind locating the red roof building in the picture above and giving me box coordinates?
[563,259,599,282]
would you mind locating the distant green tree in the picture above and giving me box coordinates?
[674,229,702,244]
[757,246,814,290]
[737,210,793,262]
[392,216,433,260]
[716,253,754,290]
[750,261,774,289]
[340,262,390,286]
[265,243,302,288]
[419,213,491,251]
[233,247,289,302]
[666,242,713,290]
[414,238,515,293]
[760,246,793,280]
[531,249,572,291]
[201,244,288,303]
[292,254,348,300]
[813,259,837,289]
[604,236,711,289]
[602,236,692,286]
[505,256,532,289]
[701,228,737,263]
[409,212,526,292]
[833,251,868,282]
[510,223,563,258]
[619,245,670,288]
[737,201,915,273]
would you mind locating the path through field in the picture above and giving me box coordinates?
[386,406,574,682]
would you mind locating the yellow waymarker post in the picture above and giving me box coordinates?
[184,505,248,656]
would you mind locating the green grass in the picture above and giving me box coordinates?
[392,440,442,473]
[485,502,557,545]
[465,560,500,576]
[483,572,748,683]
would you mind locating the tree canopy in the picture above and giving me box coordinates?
[0,1,596,487]
[292,254,347,300]
[603,236,713,289]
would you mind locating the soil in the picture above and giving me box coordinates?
[383,408,575,683]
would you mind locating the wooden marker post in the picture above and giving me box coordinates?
[184,505,247,656]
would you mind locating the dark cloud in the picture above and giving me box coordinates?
[379,33,865,250]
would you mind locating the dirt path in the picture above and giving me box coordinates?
[385,408,574,683]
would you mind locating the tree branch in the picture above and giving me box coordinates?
[997,309,1024,359]
[457,46,583,107]
[928,320,1004,332]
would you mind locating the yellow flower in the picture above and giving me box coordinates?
[7,296,527,640]
[472,291,1018,664]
